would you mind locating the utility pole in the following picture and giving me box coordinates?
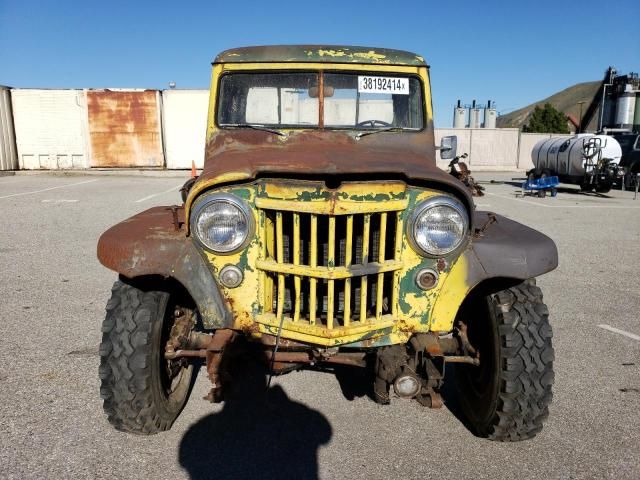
[577,101,586,133]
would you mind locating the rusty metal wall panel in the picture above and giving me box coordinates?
[87,90,163,167]
[11,89,89,169]
[0,86,18,170]
[162,89,209,169]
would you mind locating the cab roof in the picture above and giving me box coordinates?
[214,45,427,67]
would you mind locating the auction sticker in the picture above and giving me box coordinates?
[358,76,409,95]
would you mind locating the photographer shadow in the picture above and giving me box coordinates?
[179,360,332,480]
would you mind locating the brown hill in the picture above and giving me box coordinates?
[496,81,601,131]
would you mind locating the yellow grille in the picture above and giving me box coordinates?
[256,207,404,330]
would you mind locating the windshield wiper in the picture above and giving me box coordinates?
[355,127,407,139]
[225,124,287,137]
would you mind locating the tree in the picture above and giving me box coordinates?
[523,103,570,133]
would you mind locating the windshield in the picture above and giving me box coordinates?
[217,72,424,130]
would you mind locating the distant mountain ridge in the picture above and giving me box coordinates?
[496,81,601,131]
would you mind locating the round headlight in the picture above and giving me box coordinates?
[191,193,254,254]
[409,196,468,256]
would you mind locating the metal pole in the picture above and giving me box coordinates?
[577,101,585,133]
[598,84,607,132]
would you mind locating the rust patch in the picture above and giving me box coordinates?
[258,335,309,348]
[436,258,447,273]
[87,90,163,167]
[97,206,186,276]
[263,350,367,367]
[188,127,474,223]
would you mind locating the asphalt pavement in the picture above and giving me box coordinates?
[0,172,639,479]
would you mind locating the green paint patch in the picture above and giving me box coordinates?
[348,190,405,202]
[231,188,253,200]
[296,188,333,202]
[237,245,254,273]
[398,263,422,313]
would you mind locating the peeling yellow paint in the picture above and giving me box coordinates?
[192,182,471,346]
[352,51,388,61]
[312,48,389,62]
[316,49,347,58]
[430,254,471,331]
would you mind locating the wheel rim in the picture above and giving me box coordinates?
[456,297,500,426]
[463,318,495,401]
[156,300,194,410]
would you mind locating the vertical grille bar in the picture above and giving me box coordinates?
[392,211,403,317]
[360,213,370,322]
[309,214,318,325]
[259,210,268,313]
[276,212,285,320]
[260,210,273,312]
[376,212,387,321]
[343,215,353,326]
[326,216,336,329]
[293,212,301,322]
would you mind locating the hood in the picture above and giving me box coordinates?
[196,129,473,211]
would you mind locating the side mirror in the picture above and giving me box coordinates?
[439,135,457,160]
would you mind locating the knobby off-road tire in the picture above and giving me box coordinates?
[99,280,194,434]
[455,279,555,441]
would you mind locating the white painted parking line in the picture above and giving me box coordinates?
[41,199,79,203]
[486,192,640,209]
[0,179,98,200]
[598,324,640,341]
[134,184,183,203]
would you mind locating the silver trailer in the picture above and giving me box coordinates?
[530,134,624,193]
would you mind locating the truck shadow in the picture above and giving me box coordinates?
[333,364,376,401]
[178,360,332,480]
[440,364,477,434]
[331,364,478,436]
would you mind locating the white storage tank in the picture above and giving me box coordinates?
[453,100,466,128]
[615,86,636,128]
[531,134,622,179]
[483,100,496,128]
[469,101,481,128]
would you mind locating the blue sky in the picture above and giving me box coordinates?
[1,0,637,127]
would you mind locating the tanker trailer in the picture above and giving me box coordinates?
[530,134,623,193]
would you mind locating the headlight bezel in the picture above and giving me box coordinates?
[407,195,469,257]
[190,192,255,255]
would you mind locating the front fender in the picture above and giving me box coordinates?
[430,211,558,331]
[97,207,231,328]
[469,211,558,279]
